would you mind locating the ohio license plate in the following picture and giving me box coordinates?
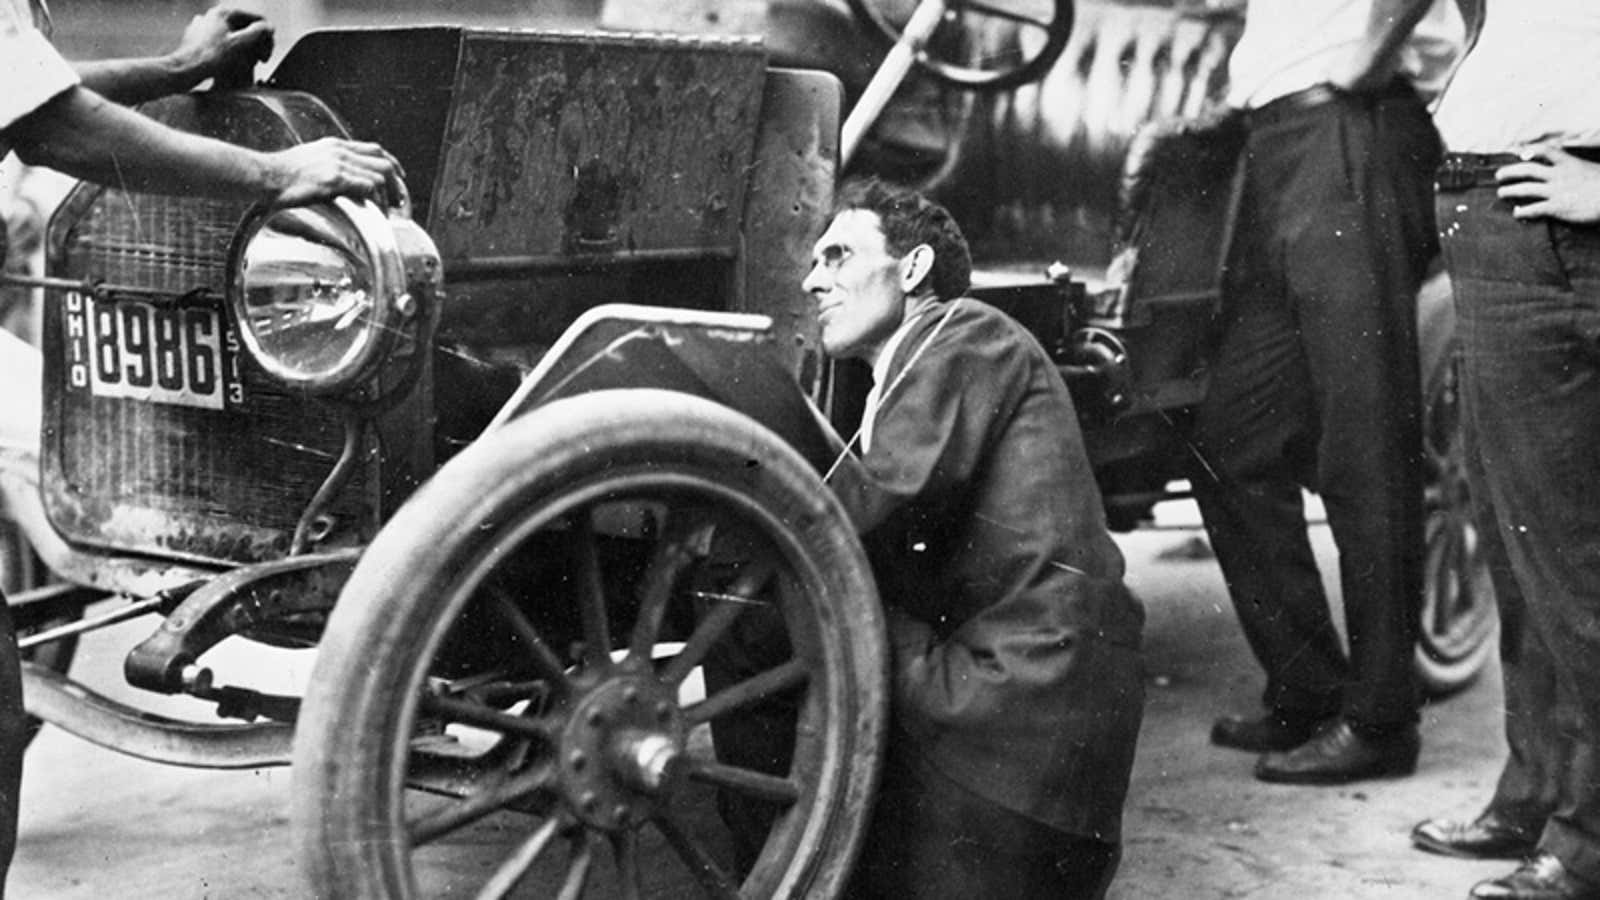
[62,291,242,410]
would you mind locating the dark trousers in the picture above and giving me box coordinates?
[1189,83,1439,726]
[1439,182,1600,883]
[846,742,1117,900]
[706,609,1118,899]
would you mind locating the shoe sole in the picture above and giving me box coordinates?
[1253,758,1419,786]
[1411,833,1538,861]
[1209,718,1331,754]
[1210,732,1309,754]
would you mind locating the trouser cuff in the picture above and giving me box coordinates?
[1540,820,1600,887]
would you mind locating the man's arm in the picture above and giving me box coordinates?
[72,6,273,106]
[1329,0,1438,92]
[7,86,401,208]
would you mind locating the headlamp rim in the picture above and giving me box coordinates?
[225,196,406,395]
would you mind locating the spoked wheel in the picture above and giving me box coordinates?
[1415,350,1497,695]
[293,389,887,899]
[846,0,1076,91]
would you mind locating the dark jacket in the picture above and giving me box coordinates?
[830,297,1146,843]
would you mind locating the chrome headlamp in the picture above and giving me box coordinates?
[227,193,439,395]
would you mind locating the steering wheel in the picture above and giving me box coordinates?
[845,0,1076,92]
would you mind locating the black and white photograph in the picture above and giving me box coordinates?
[3,0,1597,897]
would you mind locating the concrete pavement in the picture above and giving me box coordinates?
[11,521,1513,899]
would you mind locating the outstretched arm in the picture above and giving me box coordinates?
[7,86,403,208]
[72,6,274,105]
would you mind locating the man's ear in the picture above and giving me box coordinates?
[900,243,935,294]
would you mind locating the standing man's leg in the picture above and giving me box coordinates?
[1443,188,1600,894]
[1191,283,1350,747]
[1202,86,1437,782]
[1411,386,1559,859]
[1194,118,1350,756]
[1268,87,1437,739]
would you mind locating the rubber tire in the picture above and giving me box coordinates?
[1413,277,1497,696]
[293,388,888,899]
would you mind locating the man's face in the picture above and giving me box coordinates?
[803,209,907,361]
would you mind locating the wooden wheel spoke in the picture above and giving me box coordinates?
[570,508,615,670]
[610,830,644,900]
[628,518,717,659]
[688,757,801,807]
[472,679,553,708]
[411,764,557,845]
[661,596,748,688]
[556,833,595,900]
[489,589,573,692]
[419,693,557,745]
[663,563,774,687]
[685,657,809,725]
[654,811,742,899]
[470,815,562,900]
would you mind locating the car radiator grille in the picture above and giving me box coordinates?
[40,185,381,565]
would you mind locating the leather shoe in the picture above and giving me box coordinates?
[1212,709,1334,753]
[1254,719,1419,785]
[1471,853,1600,899]
[1412,809,1541,860]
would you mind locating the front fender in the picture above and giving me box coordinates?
[484,304,850,476]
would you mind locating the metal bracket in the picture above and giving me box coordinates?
[123,548,359,694]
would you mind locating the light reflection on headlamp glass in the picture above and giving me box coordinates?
[238,206,378,382]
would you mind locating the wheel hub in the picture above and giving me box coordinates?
[558,669,686,830]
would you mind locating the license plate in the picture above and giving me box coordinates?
[62,291,242,410]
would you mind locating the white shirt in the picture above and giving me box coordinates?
[1,0,79,159]
[1226,0,1463,108]
[1432,1,1600,152]
[859,309,927,454]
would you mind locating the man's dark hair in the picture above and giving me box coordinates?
[833,177,972,300]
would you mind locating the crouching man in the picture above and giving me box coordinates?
[787,178,1145,898]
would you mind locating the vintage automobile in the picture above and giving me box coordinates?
[0,0,1492,896]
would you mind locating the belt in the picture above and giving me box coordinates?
[1435,152,1521,192]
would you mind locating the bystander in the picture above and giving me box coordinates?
[1197,0,1460,785]
[1408,3,1600,898]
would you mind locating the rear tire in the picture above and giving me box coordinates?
[1414,338,1496,696]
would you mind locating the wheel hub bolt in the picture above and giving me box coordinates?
[610,730,684,794]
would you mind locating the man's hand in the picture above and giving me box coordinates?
[1496,146,1600,225]
[263,138,407,209]
[166,6,275,88]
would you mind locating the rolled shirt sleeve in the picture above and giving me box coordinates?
[1,7,80,139]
